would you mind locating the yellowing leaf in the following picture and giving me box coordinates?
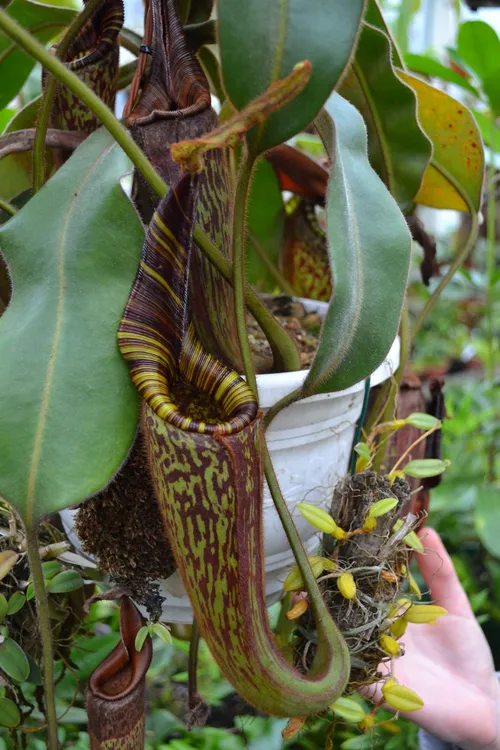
[398,71,484,213]
[283,556,326,592]
[297,503,339,534]
[404,604,447,624]
[337,572,356,600]
[382,682,424,713]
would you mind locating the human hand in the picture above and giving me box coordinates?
[365,528,500,750]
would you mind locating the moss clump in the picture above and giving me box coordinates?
[75,433,176,612]
[295,471,415,690]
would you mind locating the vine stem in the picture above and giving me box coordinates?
[188,620,201,709]
[25,524,58,750]
[389,424,439,474]
[486,142,496,482]
[231,146,328,623]
[232,150,257,395]
[33,0,104,192]
[0,197,17,216]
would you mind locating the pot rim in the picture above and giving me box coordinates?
[254,298,400,408]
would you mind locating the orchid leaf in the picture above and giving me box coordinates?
[217,0,367,154]
[340,21,432,211]
[0,0,75,109]
[119,177,350,718]
[0,128,143,526]
[399,71,484,213]
[303,94,410,396]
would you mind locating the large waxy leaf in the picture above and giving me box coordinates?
[217,0,367,154]
[0,0,75,109]
[399,71,484,213]
[302,94,410,396]
[457,21,500,115]
[339,22,431,211]
[0,128,143,526]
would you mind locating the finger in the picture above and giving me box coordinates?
[416,527,474,618]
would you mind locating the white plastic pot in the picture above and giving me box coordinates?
[60,300,399,623]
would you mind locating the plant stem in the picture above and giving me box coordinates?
[0,9,302,373]
[232,151,258,394]
[263,446,329,606]
[389,424,439,474]
[33,0,104,192]
[193,227,300,372]
[248,231,295,295]
[263,385,302,429]
[411,211,479,341]
[486,145,496,482]
[25,524,58,750]
[188,620,201,709]
[0,197,17,216]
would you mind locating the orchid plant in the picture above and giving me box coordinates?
[0,0,484,747]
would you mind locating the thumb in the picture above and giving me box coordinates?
[416,527,473,618]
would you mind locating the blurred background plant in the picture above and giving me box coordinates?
[0,0,499,746]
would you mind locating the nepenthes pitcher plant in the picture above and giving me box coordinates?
[84,0,351,745]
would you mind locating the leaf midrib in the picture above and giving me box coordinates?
[25,143,114,527]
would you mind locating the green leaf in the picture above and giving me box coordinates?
[135,625,149,652]
[41,560,63,579]
[0,129,143,524]
[0,697,20,728]
[404,53,479,97]
[354,443,371,461]
[0,108,14,132]
[472,110,500,154]
[405,412,441,430]
[330,696,366,723]
[0,0,75,110]
[217,0,366,153]
[0,637,29,682]
[339,21,431,211]
[0,97,45,202]
[475,487,500,558]
[6,592,25,616]
[46,569,83,593]
[151,622,172,645]
[457,21,500,114]
[404,459,449,478]
[0,595,7,624]
[368,497,398,518]
[245,158,285,291]
[303,95,410,396]
[393,0,420,56]
[400,71,485,213]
